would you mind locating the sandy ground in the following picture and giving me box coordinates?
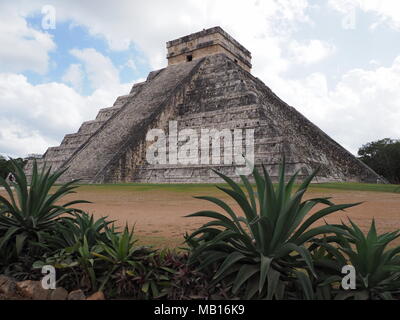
[2,185,400,247]
[53,185,400,248]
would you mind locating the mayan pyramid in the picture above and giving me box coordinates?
[25,27,381,184]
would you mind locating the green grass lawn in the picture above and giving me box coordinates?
[75,182,400,194]
[311,182,400,193]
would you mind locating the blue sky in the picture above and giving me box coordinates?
[24,17,150,94]
[0,0,399,158]
[286,4,400,81]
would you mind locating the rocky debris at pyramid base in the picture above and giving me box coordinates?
[0,275,105,300]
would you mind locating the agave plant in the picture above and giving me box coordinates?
[0,159,89,261]
[186,159,359,299]
[326,219,400,300]
[92,225,157,293]
[291,236,348,300]
[48,211,114,250]
[93,225,151,265]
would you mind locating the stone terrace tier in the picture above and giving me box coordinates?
[25,27,383,184]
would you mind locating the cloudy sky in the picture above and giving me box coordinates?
[0,0,399,158]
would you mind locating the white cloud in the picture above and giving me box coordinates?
[329,0,400,30]
[0,120,58,159]
[2,0,399,160]
[194,0,312,81]
[0,26,135,158]
[25,0,309,73]
[62,64,84,91]
[125,59,137,72]
[271,55,400,154]
[0,0,313,77]
[0,3,55,74]
[288,40,336,64]
[70,48,120,89]
[328,0,357,13]
[0,73,131,157]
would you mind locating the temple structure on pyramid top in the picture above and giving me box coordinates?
[25,27,382,183]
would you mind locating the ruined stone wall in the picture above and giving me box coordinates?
[167,27,252,72]
[130,55,299,183]
[167,44,251,72]
[97,59,207,183]
[56,58,205,183]
[130,54,382,183]
[26,52,382,184]
[249,76,381,183]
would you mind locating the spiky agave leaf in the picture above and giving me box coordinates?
[0,159,90,260]
[46,211,115,250]
[186,158,359,299]
[330,219,400,300]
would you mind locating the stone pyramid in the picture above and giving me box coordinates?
[25,27,381,184]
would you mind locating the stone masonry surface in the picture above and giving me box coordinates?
[25,27,382,184]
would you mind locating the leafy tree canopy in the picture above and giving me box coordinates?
[0,155,27,179]
[358,138,400,184]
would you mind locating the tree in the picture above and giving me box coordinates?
[358,138,400,184]
[0,156,27,179]
[0,155,10,179]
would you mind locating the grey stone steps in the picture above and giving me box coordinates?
[57,58,205,183]
[25,52,382,184]
[176,104,258,119]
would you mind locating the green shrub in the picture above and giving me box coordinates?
[0,160,89,266]
[48,211,114,250]
[95,245,233,300]
[161,250,237,300]
[185,160,359,299]
[93,225,163,298]
[37,211,116,290]
[94,225,148,265]
[325,220,400,300]
[294,237,347,300]
[5,157,400,301]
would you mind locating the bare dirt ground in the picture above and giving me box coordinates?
[2,185,399,247]
[57,185,400,248]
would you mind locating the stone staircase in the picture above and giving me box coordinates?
[24,83,146,181]
[25,53,382,184]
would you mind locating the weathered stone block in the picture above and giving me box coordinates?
[68,289,86,300]
[50,287,68,300]
[25,27,382,184]
[16,280,50,300]
[86,291,105,300]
